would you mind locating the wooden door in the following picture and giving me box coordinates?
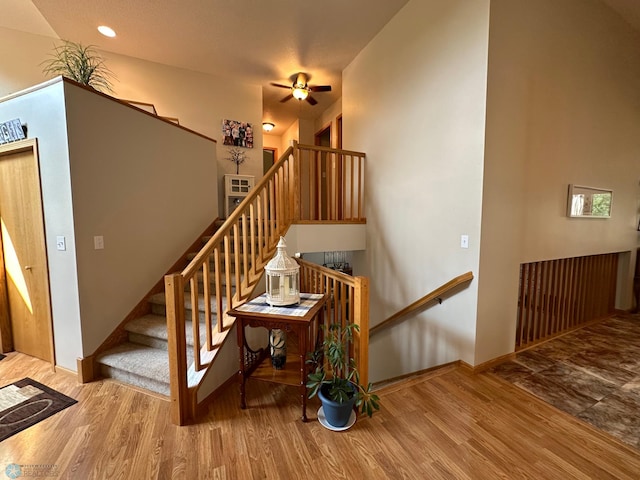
[0,139,54,362]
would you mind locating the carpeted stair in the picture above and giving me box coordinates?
[96,233,236,397]
[96,297,217,396]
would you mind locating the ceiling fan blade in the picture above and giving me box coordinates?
[310,85,332,92]
[271,82,293,89]
[280,94,294,103]
[306,96,318,106]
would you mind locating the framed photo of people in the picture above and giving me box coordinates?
[222,119,253,148]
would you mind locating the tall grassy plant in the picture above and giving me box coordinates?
[42,41,115,92]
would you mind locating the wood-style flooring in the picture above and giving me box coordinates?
[490,313,640,450]
[1,349,640,479]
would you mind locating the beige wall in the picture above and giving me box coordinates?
[343,0,490,381]
[0,27,55,96]
[314,98,342,148]
[285,224,366,254]
[101,52,262,217]
[0,26,263,219]
[64,82,218,356]
[263,133,282,163]
[281,119,299,153]
[1,79,219,370]
[477,0,640,364]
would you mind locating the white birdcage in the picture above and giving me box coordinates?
[265,237,300,306]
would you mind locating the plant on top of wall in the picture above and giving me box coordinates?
[41,40,115,92]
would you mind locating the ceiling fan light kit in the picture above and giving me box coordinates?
[270,72,332,106]
[292,87,309,101]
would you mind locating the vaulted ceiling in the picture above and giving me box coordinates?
[2,0,409,134]
[2,0,640,135]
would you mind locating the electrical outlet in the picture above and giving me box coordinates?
[94,235,104,250]
[460,235,469,249]
[56,236,66,251]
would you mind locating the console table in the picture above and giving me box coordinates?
[228,292,328,422]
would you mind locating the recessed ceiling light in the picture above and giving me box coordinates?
[98,25,116,38]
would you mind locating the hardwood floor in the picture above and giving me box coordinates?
[1,352,639,479]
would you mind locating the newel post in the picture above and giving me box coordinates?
[353,276,370,388]
[165,273,189,425]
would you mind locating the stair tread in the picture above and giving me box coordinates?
[126,314,210,347]
[97,343,169,384]
[149,292,227,312]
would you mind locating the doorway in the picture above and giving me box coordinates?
[314,125,331,219]
[0,139,54,363]
[263,147,277,175]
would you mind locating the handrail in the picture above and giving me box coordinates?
[183,145,295,279]
[165,146,296,425]
[297,258,369,387]
[164,143,367,425]
[370,272,474,336]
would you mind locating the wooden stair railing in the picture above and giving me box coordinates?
[165,142,367,425]
[297,258,370,387]
[370,272,474,336]
[295,144,366,222]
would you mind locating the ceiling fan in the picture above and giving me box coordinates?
[270,73,332,106]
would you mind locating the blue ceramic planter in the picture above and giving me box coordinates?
[318,383,356,428]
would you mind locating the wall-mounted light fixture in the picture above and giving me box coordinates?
[262,122,275,132]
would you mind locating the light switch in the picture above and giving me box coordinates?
[56,236,66,251]
[460,235,469,249]
[94,235,104,250]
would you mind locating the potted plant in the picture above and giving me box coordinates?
[307,323,380,429]
[41,40,115,92]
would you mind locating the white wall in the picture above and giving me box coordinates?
[0,79,81,370]
[343,0,490,381]
[477,0,640,364]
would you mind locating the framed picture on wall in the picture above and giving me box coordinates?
[566,184,613,218]
[222,119,253,148]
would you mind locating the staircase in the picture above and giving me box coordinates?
[95,232,230,396]
[90,142,368,425]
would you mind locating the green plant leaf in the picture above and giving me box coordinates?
[306,322,381,417]
[41,40,115,92]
